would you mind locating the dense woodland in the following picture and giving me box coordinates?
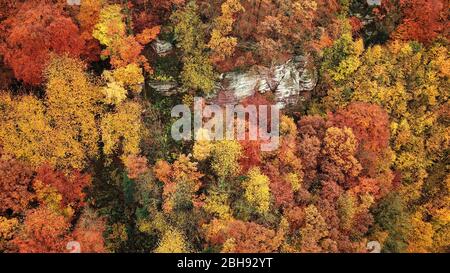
[0,0,448,253]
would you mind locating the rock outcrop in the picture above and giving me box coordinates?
[148,40,318,107]
[151,39,174,56]
[213,55,317,107]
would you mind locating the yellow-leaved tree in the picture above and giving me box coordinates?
[154,228,190,253]
[45,55,102,169]
[0,93,54,167]
[210,140,242,180]
[171,1,215,93]
[101,101,143,157]
[208,0,244,63]
[321,36,449,252]
[242,167,271,214]
[0,55,102,169]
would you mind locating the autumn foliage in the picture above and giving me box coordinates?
[393,0,449,44]
[12,206,70,253]
[0,158,34,214]
[0,2,84,85]
[0,0,448,254]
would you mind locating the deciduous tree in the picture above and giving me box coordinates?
[154,155,203,213]
[13,206,70,253]
[35,165,91,211]
[393,0,449,44]
[204,219,282,253]
[0,2,84,85]
[320,127,361,187]
[208,0,244,64]
[0,158,34,214]
[242,167,271,214]
[101,101,143,157]
[171,1,215,93]
[72,208,106,253]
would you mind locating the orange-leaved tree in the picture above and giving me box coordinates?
[0,1,85,85]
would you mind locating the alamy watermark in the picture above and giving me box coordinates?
[171,97,280,151]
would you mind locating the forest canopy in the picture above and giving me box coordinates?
[0,0,448,253]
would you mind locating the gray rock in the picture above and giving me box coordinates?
[367,0,381,6]
[66,0,81,5]
[214,56,317,107]
[148,80,179,95]
[149,56,318,108]
[151,39,174,56]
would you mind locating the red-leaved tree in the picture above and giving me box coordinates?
[0,1,85,85]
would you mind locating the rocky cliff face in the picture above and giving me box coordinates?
[148,40,317,107]
[214,56,317,107]
[151,39,174,56]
